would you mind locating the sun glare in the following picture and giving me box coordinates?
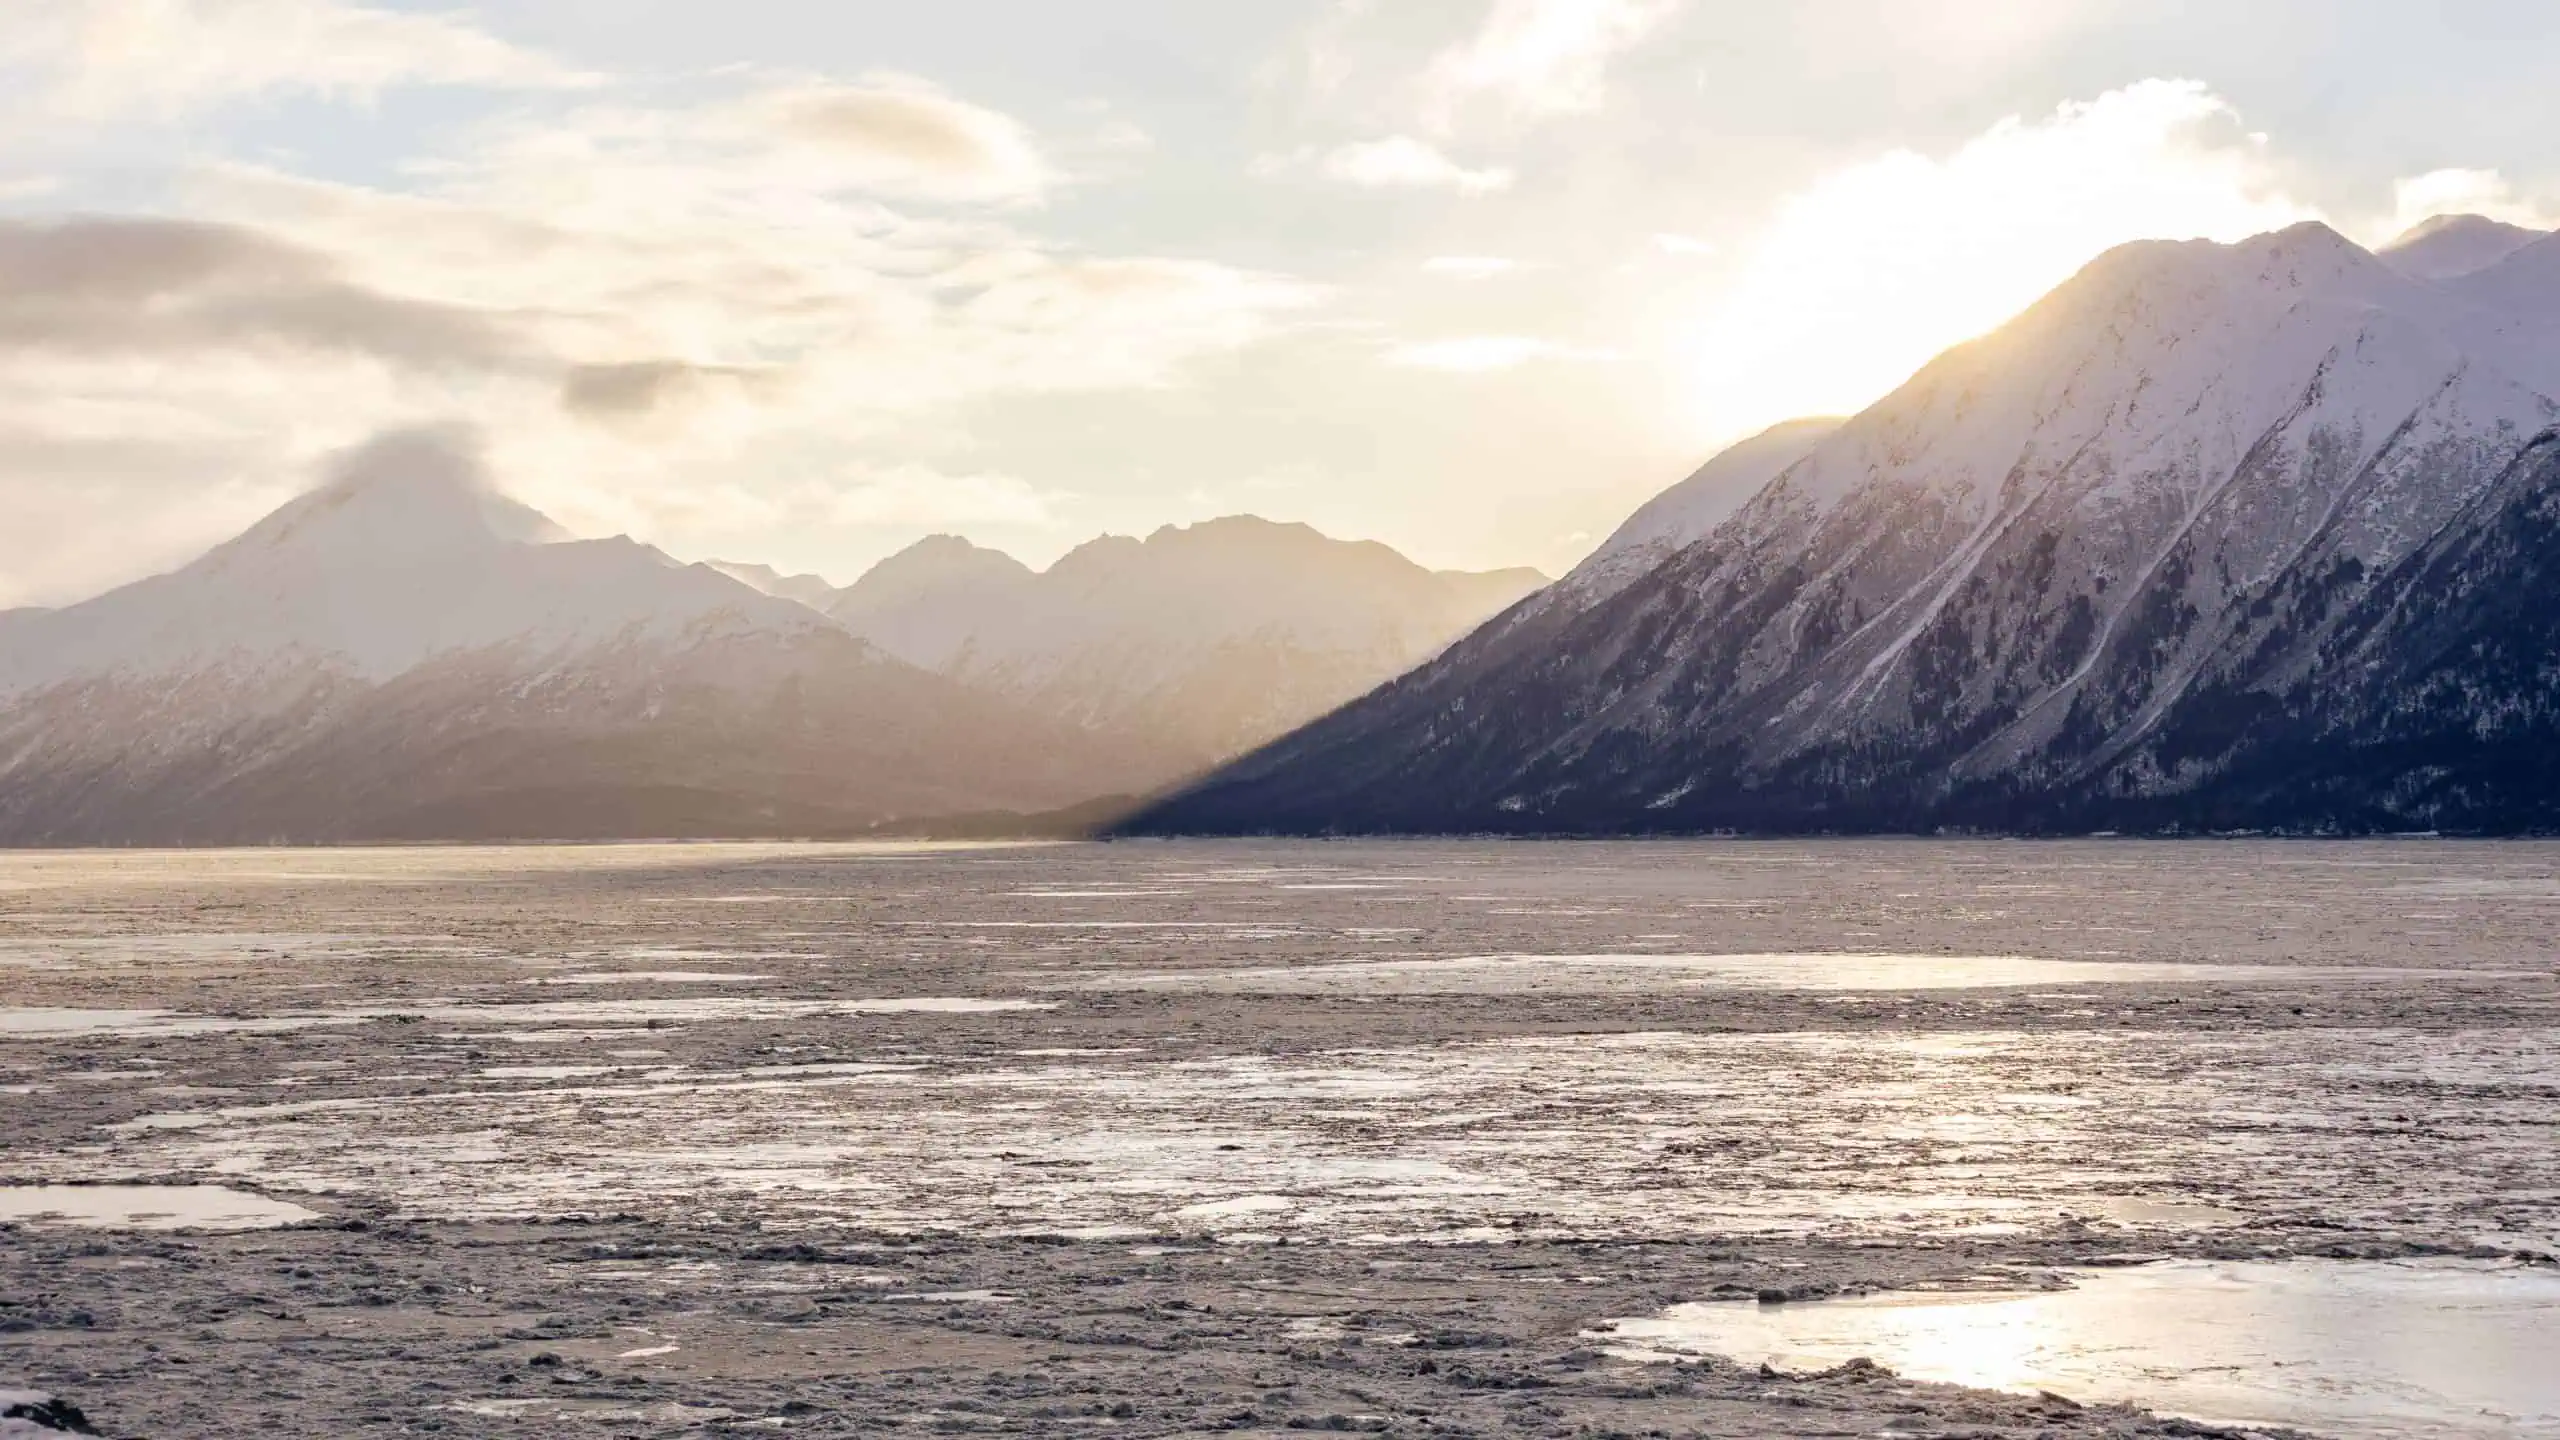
[1675,80,2317,448]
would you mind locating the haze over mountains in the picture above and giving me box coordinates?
[0,434,1539,843]
[817,524,1545,763]
[13,212,2560,842]
[1133,215,2560,836]
[713,520,1545,765]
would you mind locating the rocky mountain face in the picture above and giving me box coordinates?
[0,432,1166,843]
[827,518,1547,764]
[1128,219,2560,835]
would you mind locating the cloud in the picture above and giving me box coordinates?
[1651,232,1714,256]
[0,216,525,366]
[0,0,585,123]
[1422,255,1522,278]
[559,360,779,428]
[1422,0,1678,126]
[0,63,1321,603]
[1316,136,1513,193]
[1674,79,2317,445]
[433,75,1060,215]
[2385,168,2560,236]
[1386,335,1620,371]
[749,77,1055,204]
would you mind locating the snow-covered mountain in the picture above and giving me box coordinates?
[828,518,1547,763]
[1545,416,1844,607]
[2378,213,2547,281]
[0,431,1167,843]
[1129,218,2560,835]
[828,535,1039,673]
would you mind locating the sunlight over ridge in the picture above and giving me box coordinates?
[1673,80,2319,449]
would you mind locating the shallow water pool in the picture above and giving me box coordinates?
[1601,1259,2560,1437]
[0,1184,322,1231]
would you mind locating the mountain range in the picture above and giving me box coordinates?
[0,434,1536,843]
[15,212,2560,842]
[1129,215,2560,836]
[814,523,1544,764]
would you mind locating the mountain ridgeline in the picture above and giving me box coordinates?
[819,522,1546,764]
[1128,218,2560,836]
[13,215,2560,842]
[0,434,1539,844]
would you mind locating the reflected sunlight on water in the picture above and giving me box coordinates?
[1603,1259,2560,1437]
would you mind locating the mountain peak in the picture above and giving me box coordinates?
[706,560,840,610]
[233,427,567,562]
[1144,515,1324,546]
[2380,213,2549,280]
[854,533,1034,588]
[830,534,1034,637]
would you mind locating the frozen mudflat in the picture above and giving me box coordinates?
[3,837,2558,1437]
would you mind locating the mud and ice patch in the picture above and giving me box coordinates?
[0,1185,321,1231]
[528,972,773,985]
[0,1390,98,1437]
[4,996,1038,1039]
[0,1008,358,1039]
[392,997,1044,1024]
[1077,951,2472,995]
[1599,1258,2560,1438]
[41,1026,2554,1246]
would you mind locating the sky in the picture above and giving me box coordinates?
[1,0,2557,607]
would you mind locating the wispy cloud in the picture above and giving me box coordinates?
[1422,0,1679,127]
[1316,136,1513,193]
[1387,335,1619,371]
[747,76,1057,205]
[1421,255,1523,278]
[1675,79,2318,444]
[0,0,586,123]
[2385,168,2560,236]
[0,64,1320,602]
[0,216,528,367]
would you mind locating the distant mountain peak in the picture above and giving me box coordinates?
[1145,515,1323,544]
[0,427,829,694]
[825,513,1547,759]
[841,533,1035,599]
[232,427,567,562]
[705,560,840,611]
[2380,213,2549,280]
